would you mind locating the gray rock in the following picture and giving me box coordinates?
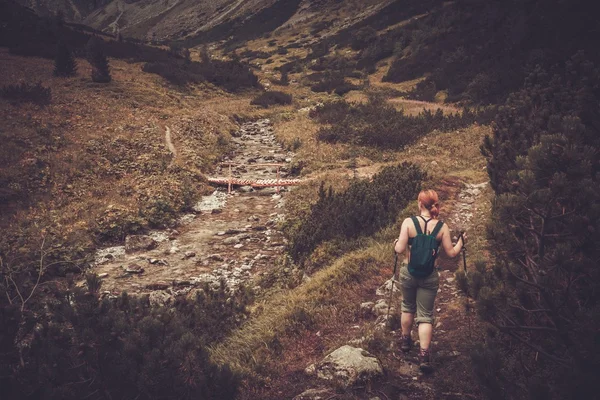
[293,388,333,400]
[148,291,173,307]
[124,264,144,274]
[376,278,401,296]
[374,299,392,316]
[206,254,224,262]
[183,251,196,259]
[98,273,109,279]
[315,345,383,387]
[125,235,157,253]
[360,301,375,316]
[94,246,125,265]
[223,233,251,244]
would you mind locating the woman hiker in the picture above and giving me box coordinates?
[394,189,466,373]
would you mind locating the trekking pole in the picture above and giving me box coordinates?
[459,232,472,339]
[460,232,467,276]
[386,247,399,324]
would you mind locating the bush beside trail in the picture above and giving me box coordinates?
[472,54,600,398]
[251,91,292,108]
[1,82,51,105]
[310,98,495,150]
[286,163,424,263]
[142,58,260,92]
[1,279,247,400]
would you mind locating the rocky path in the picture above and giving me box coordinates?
[289,180,491,400]
[165,126,177,157]
[380,180,489,394]
[90,119,295,304]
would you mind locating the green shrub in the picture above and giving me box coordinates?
[53,42,77,77]
[86,37,111,83]
[286,163,424,262]
[142,58,260,91]
[1,81,51,105]
[309,71,360,94]
[2,285,246,399]
[250,91,292,108]
[478,54,600,398]
[310,98,494,150]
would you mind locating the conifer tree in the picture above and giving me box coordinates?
[280,70,289,86]
[53,42,77,77]
[86,37,111,83]
[476,52,600,398]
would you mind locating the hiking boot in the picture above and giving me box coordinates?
[419,348,433,373]
[399,334,412,353]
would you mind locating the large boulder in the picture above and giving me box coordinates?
[292,388,333,400]
[125,235,157,253]
[313,345,384,387]
[148,291,174,307]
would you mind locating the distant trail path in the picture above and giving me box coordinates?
[165,126,177,157]
[108,0,124,34]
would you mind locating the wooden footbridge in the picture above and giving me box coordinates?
[207,162,303,193]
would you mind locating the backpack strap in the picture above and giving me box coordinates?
[431,221,444,238]
[411,216,423,235]
[418,215,432,234]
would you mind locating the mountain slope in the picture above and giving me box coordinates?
[16,0,396,41]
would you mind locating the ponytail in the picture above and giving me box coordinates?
[429,203,440,218]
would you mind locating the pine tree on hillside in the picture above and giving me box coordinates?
[53,42,77,77]
[475,52,600,398]
[280,70,289,86]
[86,37,111,83]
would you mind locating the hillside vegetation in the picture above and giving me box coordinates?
[1,0,599,399]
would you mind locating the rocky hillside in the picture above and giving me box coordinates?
[16,0,397,41]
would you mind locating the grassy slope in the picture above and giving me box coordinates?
[0,48,254,265]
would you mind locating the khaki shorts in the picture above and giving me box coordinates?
[398,265,439,325]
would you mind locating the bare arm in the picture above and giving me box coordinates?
[394,218,411,254]
[440,224,465,258]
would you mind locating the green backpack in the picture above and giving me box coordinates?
[408,216,444,278]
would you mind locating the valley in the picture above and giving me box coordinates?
[1,0,598,399]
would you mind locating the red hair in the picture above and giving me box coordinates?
[418,189,440,218]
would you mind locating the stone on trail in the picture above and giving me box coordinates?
[124,235,157,253]
[374,299,392,316]
[360,301,375,316]
[183,251,196,259]
[376,278,401,296]
[193,191,227,213]
[313,345,383,387]
[292,388,333,400]
[124,264,145,274]
[94,245,126,265]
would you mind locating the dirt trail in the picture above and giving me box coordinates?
[164,126,177,157]
[373,179,490,397]
[90,119,295,301]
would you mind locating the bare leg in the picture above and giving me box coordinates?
[401,312,414,336]
[418,322,433,349]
